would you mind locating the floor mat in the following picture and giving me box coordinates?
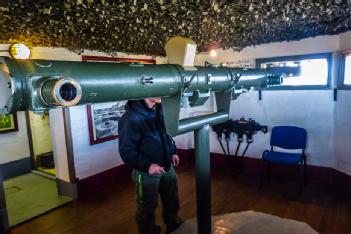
[4,173,72,226]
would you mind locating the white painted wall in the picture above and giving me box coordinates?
[69,105,124,179]
[339,31,351,52]
[49,109,70,182]
[195,34,341,66]
[334,36,351,175]
[0,44,166,63]
[2,31,351,179]
[224,90,335,168]
[334,91,351,175]
[173,32,351,176]
[0,112,30,164]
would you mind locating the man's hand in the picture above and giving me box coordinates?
[172,154,180,167]
[148,163,165,175]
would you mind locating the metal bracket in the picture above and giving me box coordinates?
[215,91,232,113]
[259,90,262,101]
[161,93,182,136]
[189,90,210,107]
[162,90,231,137]
[207,74,212,85]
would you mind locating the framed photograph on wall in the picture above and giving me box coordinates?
[0,113,18,134]
[87,101,126,145]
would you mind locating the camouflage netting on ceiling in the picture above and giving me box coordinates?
[0,0,351,56]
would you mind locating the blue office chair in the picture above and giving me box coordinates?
[260,126,307,194]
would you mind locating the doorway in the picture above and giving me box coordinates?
[3,111,72,226]
[27,111,55,176]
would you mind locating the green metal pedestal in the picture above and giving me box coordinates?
[194,125,211,234]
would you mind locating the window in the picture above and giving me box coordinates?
[256,53,332,89]
[342,53,351,86]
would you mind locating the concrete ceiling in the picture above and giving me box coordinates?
[0,1,350,55]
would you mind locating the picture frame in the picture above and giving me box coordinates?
[87,101,126,145]
[0,113,18,134]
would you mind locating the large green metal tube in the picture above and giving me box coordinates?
[235,74,282,90]
[1,59,183,114]
[0,58,280,115]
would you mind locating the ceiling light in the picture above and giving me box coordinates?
[9,43,31,59]
[210,49,217,57]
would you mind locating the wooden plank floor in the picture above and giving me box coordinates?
[10,165,351,234]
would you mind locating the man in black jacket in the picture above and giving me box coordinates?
[118,98,182,234]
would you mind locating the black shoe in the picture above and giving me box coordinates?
[152,225,161,234]
[140,225,161,234]
[166,219,183,234]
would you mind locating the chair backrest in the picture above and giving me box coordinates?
[270,126,307,149]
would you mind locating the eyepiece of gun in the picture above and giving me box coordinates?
[40,77,82,107]
[267,75,282,86]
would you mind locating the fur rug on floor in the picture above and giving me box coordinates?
[173,210,318,234]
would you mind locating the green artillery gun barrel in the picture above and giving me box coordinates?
[0,58,280,115]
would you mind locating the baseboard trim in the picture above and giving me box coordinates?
[76,154,193,198]
[0,208,9,234]
[74,149,351,198]
[77,164,132,197]
[177,149,195,165]
[178,149,351,194]
[56,178,78,200]
[0,157,31,180]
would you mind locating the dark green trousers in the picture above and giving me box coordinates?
[132,166,181,234]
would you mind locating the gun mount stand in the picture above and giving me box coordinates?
[162,91,233,234]
[0,37,284,234]
[195,125,211,234]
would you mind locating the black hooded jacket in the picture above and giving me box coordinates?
[118,100,177,172]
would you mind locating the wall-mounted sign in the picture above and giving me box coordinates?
[222,58,256,68]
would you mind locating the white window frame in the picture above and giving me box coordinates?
[256,53,332,90]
